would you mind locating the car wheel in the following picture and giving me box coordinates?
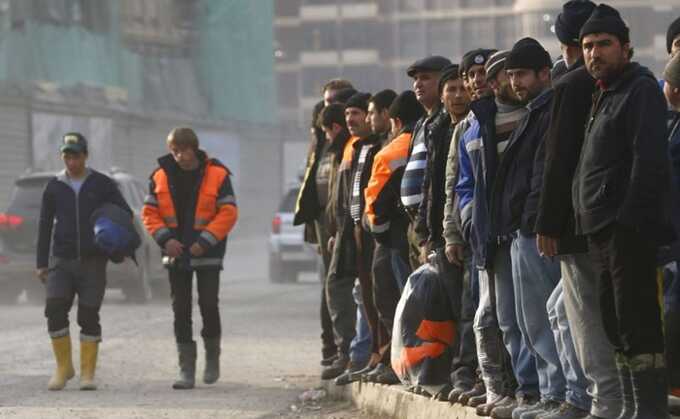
[0,283,22,304]
[123,257,152,303]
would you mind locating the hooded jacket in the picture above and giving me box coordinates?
[142,150,238,270]
[572,63,673,243]
[491,88,554,237]
[37,169,132,269]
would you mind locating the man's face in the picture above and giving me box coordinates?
[490,70,521,105]
[672,35,680,57]
[62,151,87,175]
[323,89,338,106]
[169,144,198,171]
[582,33,630,82]
[507,68,548,104]
[664,81,680,110]
[367,102,390,135]
[441,78,471,118]
[467,64,490,99]
[412,71,441,109]
[345,107,370,137]
[322,123,342,142]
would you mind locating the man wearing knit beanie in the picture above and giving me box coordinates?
[574,4,672,418]
[667,16,680,57]
[456,43,539,415]
[362,91,423,386]
[663,51,680,414]
[536,3,622,419]
[554,0,595,78]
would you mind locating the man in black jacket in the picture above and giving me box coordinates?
[37,133,132,391]
[536,2,624,418]
[572,5,671,418]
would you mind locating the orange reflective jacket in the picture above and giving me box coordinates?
[364,132,412,236]
[142,158,238,253]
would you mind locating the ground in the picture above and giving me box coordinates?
[0,237,367,419]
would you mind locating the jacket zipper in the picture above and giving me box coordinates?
[75,184,81,260]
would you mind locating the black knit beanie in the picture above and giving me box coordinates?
[369,89,398,112]
[438,64,461,93]
[505,38,552,72]
[555,0,596,46]
[389,91,425,126]
[667,16,680,54]
[579,3,630,45]
[345,92,371,113]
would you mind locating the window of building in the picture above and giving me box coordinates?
[399,0,425,13]
[428,20,455,58]
[341,21,376,50]
[495,15,516,50]
[302,22,338,51]
[461,17,493,50]
[398,20,425,59]
[275,0,301,17]
[277,72,299,107]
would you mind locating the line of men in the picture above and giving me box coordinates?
[295,2,680,419]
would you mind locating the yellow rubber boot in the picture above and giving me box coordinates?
[47,336,75,391]
[79,341,99,391]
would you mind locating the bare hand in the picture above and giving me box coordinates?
[419,245,429,265]
[327,236,335,253]
[445,244,465,267]
[536,234,558,258]
[190,242,205,257]
[164,239,184,258]
[36,268,48,283]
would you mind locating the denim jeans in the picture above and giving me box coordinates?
[511,232,565,402]
[492,241,540,398]
[547,281,591,411]
[561,253,622,419]
[349,281,371,366]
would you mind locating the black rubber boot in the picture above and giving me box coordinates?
[173,342,196,390]
[628,354,669,419]
[203,337,220,385]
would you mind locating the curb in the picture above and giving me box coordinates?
[323,380,484,419]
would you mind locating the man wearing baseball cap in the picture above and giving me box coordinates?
[37,132,132,391]
[573,4,672,418]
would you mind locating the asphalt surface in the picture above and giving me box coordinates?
[0,237,365,419]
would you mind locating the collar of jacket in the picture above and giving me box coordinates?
[565,57,585,73]
[599,62,653,92]
[427,106,450,130]
[56,167,93,184]
[469,95,498,127]
[329,128,350,153]
[399,123,416,136]
[352,133,381,149]
[527,88,554,113]
[158,149,208,175]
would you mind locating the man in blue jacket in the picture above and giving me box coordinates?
[36,133,132,391]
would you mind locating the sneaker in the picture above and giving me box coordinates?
[511,395,541,419]
[536,402,588,419]
[520,400,562,419]
[458,382,486,405]
[477,395,514,417]
[468,393,487,407]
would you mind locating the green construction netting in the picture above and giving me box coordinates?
[0,0,276,124]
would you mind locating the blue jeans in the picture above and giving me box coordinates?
[492,241,539,398]
[547,282,591,411]
[350,281,371,366]
[511,231,565,402]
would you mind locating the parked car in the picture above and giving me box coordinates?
[0,169,167,304]
[268,185,320,283]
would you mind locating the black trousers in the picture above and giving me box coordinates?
[169,268,221,344]
[588,222,665,356]
[315,220,337,359]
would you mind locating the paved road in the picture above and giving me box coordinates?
[0,237,363,419]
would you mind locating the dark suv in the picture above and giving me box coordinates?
[0,169,167,304]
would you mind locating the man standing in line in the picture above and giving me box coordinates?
[573,5,672,417]
[142,128,238,390]
[400,55,452,270]
[37,133,133,391]
[536,2,624,418]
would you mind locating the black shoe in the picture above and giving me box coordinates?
[364,363,387,383]
[628,354,669,419]
[321,354,349,380]
[173,342,196,390]
[375,365,400,386]
[459,382,486,405]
